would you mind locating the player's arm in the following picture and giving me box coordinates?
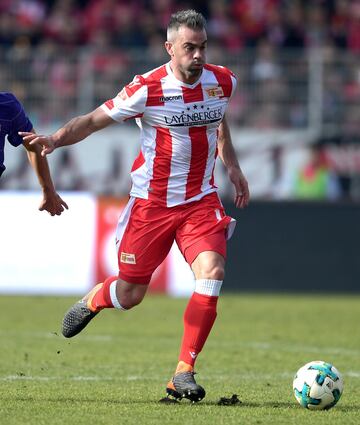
[23,129,68,215]
[217,115,250,208]
[19,107,114,157]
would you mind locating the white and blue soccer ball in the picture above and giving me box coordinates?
[292,360,343,410]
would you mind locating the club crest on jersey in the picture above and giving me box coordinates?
[206,86,224,97]
[120,252,136,264]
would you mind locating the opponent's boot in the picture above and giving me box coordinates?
[166,361,206,402]
[62,284,102,338]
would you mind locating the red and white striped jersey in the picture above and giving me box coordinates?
[101,62,237,207]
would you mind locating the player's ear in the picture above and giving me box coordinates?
[165,41,174,57]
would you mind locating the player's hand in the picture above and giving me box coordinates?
[228,166,250,209]
[19,132,56,157]
[39,191,69,216]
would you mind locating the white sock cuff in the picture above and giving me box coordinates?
[195,279,223,297]
[109,281,126,310]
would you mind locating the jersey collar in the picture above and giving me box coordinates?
[166,62,203,89]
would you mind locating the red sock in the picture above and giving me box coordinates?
[179,292,218,367]
[89,275,118,310]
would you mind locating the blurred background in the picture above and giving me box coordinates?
[0,0,359,294]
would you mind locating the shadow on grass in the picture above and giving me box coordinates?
[159,400,360,412]
[3,395,358,412]
[227,401,360,413]
[201,401,294,408]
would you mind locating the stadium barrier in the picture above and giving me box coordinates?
[0,192,358,295]
[224,200,360,293]
[0,191,194,296]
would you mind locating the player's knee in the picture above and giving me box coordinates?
[192,252,225,280]
[207,264,225,281]
[197,263,225,280]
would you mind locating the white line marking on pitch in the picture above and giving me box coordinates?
[1,371,359,382]
[2,331,359,357]
[212,341,360,357]
[0,375,149,382]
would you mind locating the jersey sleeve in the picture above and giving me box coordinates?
[205,64,238,99]
[100,75,147,123]
[221,66,237,99]
[230,72,237,98]
[8,95,33,147]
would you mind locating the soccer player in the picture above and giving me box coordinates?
[1,92,68,215]
[20,10,250,401]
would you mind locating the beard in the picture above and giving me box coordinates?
[175,61,204,83]
[187,68,202,78]
[186,62,204,77]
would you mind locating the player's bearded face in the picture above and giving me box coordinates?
[171,27,207,78]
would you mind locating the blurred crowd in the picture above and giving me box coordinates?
[0,0,359,130]
[0,0,359,52]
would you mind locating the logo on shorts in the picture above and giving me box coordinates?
[120,252,136,264]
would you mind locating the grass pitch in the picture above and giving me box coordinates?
[0,294,359,424]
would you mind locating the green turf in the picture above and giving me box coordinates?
[0,294,359,424]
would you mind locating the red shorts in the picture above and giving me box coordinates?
[115,192,236,284]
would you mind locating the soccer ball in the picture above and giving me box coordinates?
[292,360,343,410]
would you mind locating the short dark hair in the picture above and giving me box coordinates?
[167,9,206,37]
